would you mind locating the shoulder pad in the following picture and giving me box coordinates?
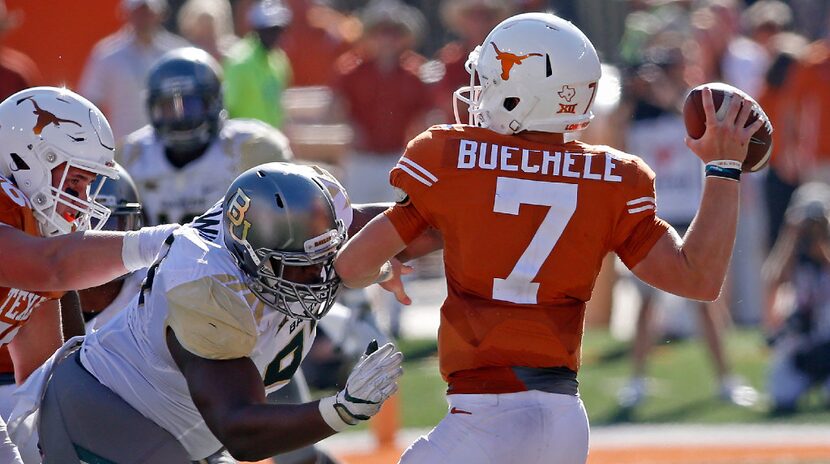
[165,274,257,360]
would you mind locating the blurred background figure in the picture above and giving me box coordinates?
[721,0,792,98]
[79,0,188,142]
[0,1,40,100]
[332,0,430,338]
[780,10,830,185]
[223,0,293,128]
[759,32,808,334]
[764,183,830,415]
[690,0,742,82]
[176,0,238,62]
[120,47,293,226]
[333,0,429,204]
[429,0,514,123]
[616,40,758,409]
[719,1,793,329]
[280,0,359,87]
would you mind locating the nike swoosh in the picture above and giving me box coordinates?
[450,407,472,415]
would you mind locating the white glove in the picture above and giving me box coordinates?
[121,223,180,272]
[319,340,403,432]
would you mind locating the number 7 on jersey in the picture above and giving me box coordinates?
[492,177,577,304]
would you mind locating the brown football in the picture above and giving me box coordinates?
[682,82,773,172]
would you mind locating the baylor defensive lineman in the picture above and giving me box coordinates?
[21,163,404,463]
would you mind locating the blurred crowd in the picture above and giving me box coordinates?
[2,0,830,417]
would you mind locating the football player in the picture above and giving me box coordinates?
[122,46,345,464]
[121,46,294,226]
[22,163,404,463]
[0,87,178,464]
[334,12,766,464]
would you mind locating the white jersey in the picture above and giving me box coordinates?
[80,167,351,460]
[84,270,146,333]
[121,118,293,225]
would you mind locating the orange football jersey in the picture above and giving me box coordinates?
[386,125,669,394]
[0,175,62,346]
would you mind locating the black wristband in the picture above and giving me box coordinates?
[705,164,741,181]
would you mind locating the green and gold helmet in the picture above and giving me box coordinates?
[222,162,346,320]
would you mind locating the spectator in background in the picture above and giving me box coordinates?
[79,0,188,143]
[721,0,792,98]
[280,0,359,87]
[759,32,808,336]
[718,1,791,329]
[690,0,741,82]
[0,1,41,100]
[763,183,830,414]
[223,0,293,128]
[759,32,808,250]
[176,0,238,62]
[781,11,830,185]
[617,42,758,409]
[332,0,430,338]
[333,0,430,204]
[429,0,513,123]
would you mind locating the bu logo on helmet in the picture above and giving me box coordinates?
[227,188,252,243]
[490,42,543,80]
[17,96,81,135]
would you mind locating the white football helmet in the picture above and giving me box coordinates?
[0,87,118,236]
[454,12,602,134]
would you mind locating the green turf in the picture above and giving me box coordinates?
[395,329,830,429]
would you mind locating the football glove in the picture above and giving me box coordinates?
[318,340,403,432]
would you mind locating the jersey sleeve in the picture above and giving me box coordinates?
[388,128,442,215]
[612,156,671,269]
[165,275,258,360]
[384,203,430,244]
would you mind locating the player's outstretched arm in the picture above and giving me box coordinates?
[335,214,408,289]
[0,224,178,292]
[166,330,402,461]
[631,88,765,301]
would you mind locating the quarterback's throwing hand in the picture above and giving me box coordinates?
[318,341,403,431]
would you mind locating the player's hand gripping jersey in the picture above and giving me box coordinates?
[121,118,293,225]
[386,125,670,394]
[0,176,63,345]
[80,166,351,460]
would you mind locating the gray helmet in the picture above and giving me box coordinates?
[223,162,346,320]
[147,47,224,154]
[90,162,143,232]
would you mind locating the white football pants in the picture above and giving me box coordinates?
[399,390,589,464]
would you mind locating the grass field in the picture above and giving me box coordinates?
[394,328,830,429]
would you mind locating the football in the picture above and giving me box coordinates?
[682,82,773,172]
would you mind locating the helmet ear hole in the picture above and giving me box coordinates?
[503,97,520,111]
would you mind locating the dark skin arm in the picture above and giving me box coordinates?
[59,291,85,339]
[165,328,335,461]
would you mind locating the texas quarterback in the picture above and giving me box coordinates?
[335,12,766,464]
